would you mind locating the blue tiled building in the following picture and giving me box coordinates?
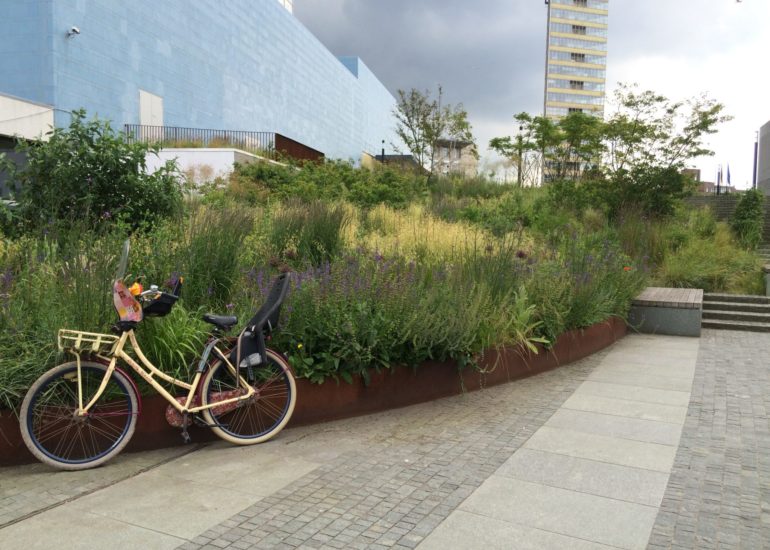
[0,0,398,161]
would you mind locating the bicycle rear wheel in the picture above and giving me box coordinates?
[201,349,296,445]
[20,361,138,470]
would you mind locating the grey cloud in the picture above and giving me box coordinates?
[296,0,548,124]
[295,0,769,168]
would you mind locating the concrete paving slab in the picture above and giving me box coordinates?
[604,348,698,367]
[418,509,616,550]
[0,506,184,550]
[561,393,688,423]
[586,370,694,392]
[68,469,257,539]
[590,361,696,380]
[524,426,677,472]
[617,334,700,349]
[460,477,658,549]
[0,446,196,528]
[545,408,682,446]
[496,448,670,507]
[150,442,320,496]
[575,381,691,407]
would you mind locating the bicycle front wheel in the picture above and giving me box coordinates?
[20,361,138,470]
[201,349,296,445]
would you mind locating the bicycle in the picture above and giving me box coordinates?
[19,241,297,470]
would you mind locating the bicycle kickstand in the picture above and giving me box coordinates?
[180,413,192,444]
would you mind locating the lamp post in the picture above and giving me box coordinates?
[753,131,759,190]
[515,124,524,187]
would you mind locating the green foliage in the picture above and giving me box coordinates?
[730,189,764,249]
[7,110,182,230]
[604,85,731,175]
[657,223,763,293]
[526,232,645,342]
[393,85,476,175]
[280,250,545,384]
[598,166,696,219]
[490,85,730,216]
[268,200,350,266]
[0,200,18,238]
[226,160,423,209]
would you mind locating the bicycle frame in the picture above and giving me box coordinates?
[75,330,255,416]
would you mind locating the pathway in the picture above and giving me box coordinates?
[0,331,767,549]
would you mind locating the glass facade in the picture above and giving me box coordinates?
[544,0,609,119]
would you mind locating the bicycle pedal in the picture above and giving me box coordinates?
[180,429,191,444]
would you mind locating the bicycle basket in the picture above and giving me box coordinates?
[58,329,120,355]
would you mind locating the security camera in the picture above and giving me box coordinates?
[66,26,80,37]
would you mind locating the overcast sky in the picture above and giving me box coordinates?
[295,0,770,187]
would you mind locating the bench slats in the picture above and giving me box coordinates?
[633,287,703,310]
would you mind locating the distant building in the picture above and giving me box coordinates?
[697,182,736,194]
[759,120,770,194]
[0,1,398,163]
[544,0,609,119]
[434,139,478,178]
[681,168,701,183]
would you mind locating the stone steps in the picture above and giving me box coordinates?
[703,301,770,313]
[703,293,770,305]
[702,319,770,332]
[702,293,770,332]
[702,309,770,323]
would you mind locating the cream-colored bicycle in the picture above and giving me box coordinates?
[19,241,296,470]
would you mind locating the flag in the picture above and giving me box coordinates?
[716,165,722,195]
[727,164,731,186]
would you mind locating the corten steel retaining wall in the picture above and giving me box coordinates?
[0,317,626,466]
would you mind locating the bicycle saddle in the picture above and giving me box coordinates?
[202,314,238,331]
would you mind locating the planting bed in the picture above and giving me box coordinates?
[0,317,626,466]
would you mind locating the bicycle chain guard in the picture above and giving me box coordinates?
[164,389,246,428]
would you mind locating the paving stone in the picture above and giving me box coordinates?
[647,330,770,548]
[166,346,608,549]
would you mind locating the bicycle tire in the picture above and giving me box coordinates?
[201,349,296,445]
[20,361,138,470]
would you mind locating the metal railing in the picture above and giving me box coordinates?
[124,125,324,162]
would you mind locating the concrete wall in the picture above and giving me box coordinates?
[144,148,271,186]
[0,0,399,162]
[0,1,54,106]
[0,93,54,141]
[759,120,770,194]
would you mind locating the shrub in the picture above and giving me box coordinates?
[229,159,423,209]
[657,223,762,293]
[7,110,181,230]
[596,166,695,220]
[348,166,422,209]
[730,189,764,249]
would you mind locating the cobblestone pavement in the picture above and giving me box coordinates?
[175,350,609,550]
[647,329,770,550]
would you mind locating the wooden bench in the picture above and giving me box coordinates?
[628,287,703,337]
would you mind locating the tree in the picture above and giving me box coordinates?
[603,84,730,176]
[491,85,730,216]
[393,86,476,178]
[489,113,537,187]
[600,85,730,216]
